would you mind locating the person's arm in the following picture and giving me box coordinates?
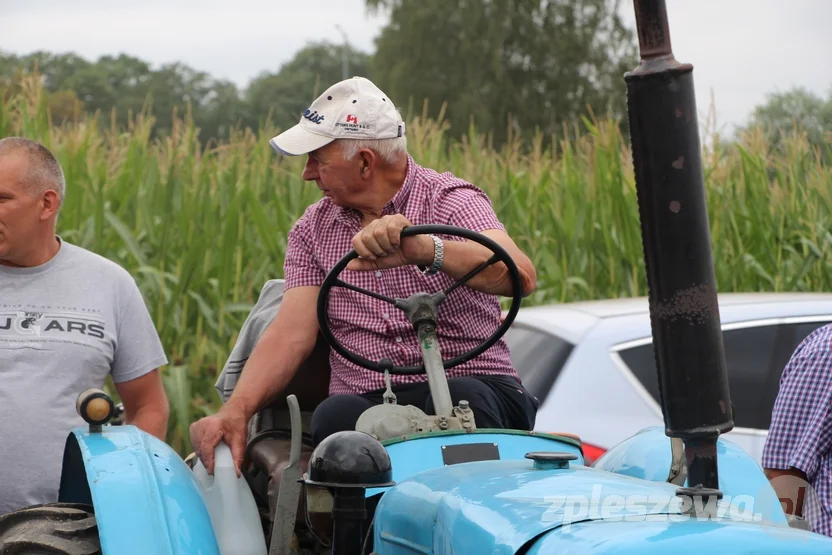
[110,271,170,438]
[115,369,169,440]
[348,216,536,297]
[416,229,535,297]
[190,285,321,475]
[191,211,328,475]
[223,285,321,421]
[348,180,537,298]
[761,336,832,519]
[764,467,811,517]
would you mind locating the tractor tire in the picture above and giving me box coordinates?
[0,503,101,555]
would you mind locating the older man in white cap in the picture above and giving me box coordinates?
[190,76,539,475]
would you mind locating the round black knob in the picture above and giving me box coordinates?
[525,451,578,470]
[76,388,115,427]
[305,431,396,488]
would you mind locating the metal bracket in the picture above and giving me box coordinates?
[269,394,302,555]
[452,400,476,432]
[382,370,396,405]
[667,437,688,486]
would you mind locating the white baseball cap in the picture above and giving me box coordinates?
[269,76,406,156]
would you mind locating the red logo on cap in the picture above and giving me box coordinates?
[346,115,358,123]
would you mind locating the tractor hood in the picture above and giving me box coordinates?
[525,517,832,554]
[372,458,831,554]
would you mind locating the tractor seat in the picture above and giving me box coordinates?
[247,330,331,437]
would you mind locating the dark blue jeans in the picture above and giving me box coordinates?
[310,374,540,445]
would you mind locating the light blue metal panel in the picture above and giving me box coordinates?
[374,457,694,554]
[592,426,788,525]
[525,518,832,554]
[373,449,825,555]
[64,425,220,555]
[366,429,584,497]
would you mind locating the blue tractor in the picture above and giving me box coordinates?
[2,0,830,553]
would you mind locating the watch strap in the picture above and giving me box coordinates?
[419,234,444,276]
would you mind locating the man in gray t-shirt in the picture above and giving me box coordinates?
[0,137,169,515]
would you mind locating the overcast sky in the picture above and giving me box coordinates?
[2,0,830,137]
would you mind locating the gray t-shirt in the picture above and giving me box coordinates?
[0,238,168,514]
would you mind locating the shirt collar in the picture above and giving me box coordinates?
[383,154,417,215]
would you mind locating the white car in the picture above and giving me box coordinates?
[502,292,832,466]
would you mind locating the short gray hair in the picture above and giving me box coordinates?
[338,135,408,164]
[0,137,66,204]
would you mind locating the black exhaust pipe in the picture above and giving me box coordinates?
[624,0,734,502]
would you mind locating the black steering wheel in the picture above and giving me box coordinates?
[316,224,523,375]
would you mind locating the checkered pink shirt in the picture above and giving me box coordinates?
[283,154,519,395]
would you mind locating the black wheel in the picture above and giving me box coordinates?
[0,503,101,555]
[316,224,524,375]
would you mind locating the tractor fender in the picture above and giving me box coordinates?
[592,426,789,526]
[57,424,220,555]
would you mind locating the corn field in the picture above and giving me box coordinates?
[3,78,831,456]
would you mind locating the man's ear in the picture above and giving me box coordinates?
[358,148,376,178]
[39,190,61,221]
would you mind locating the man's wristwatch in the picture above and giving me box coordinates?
[419,234,444,276]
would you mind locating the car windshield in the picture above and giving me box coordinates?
[503,325,574,404]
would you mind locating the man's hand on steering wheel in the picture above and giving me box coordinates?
[347,214,431,272]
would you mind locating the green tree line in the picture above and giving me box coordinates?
[0,44,372,145]
[2,0,830,157]
[0,0,640,147]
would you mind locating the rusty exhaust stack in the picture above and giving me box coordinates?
[624,0,734,504]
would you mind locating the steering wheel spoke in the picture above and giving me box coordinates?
[443,253,501,296]
[333,278,398,306]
